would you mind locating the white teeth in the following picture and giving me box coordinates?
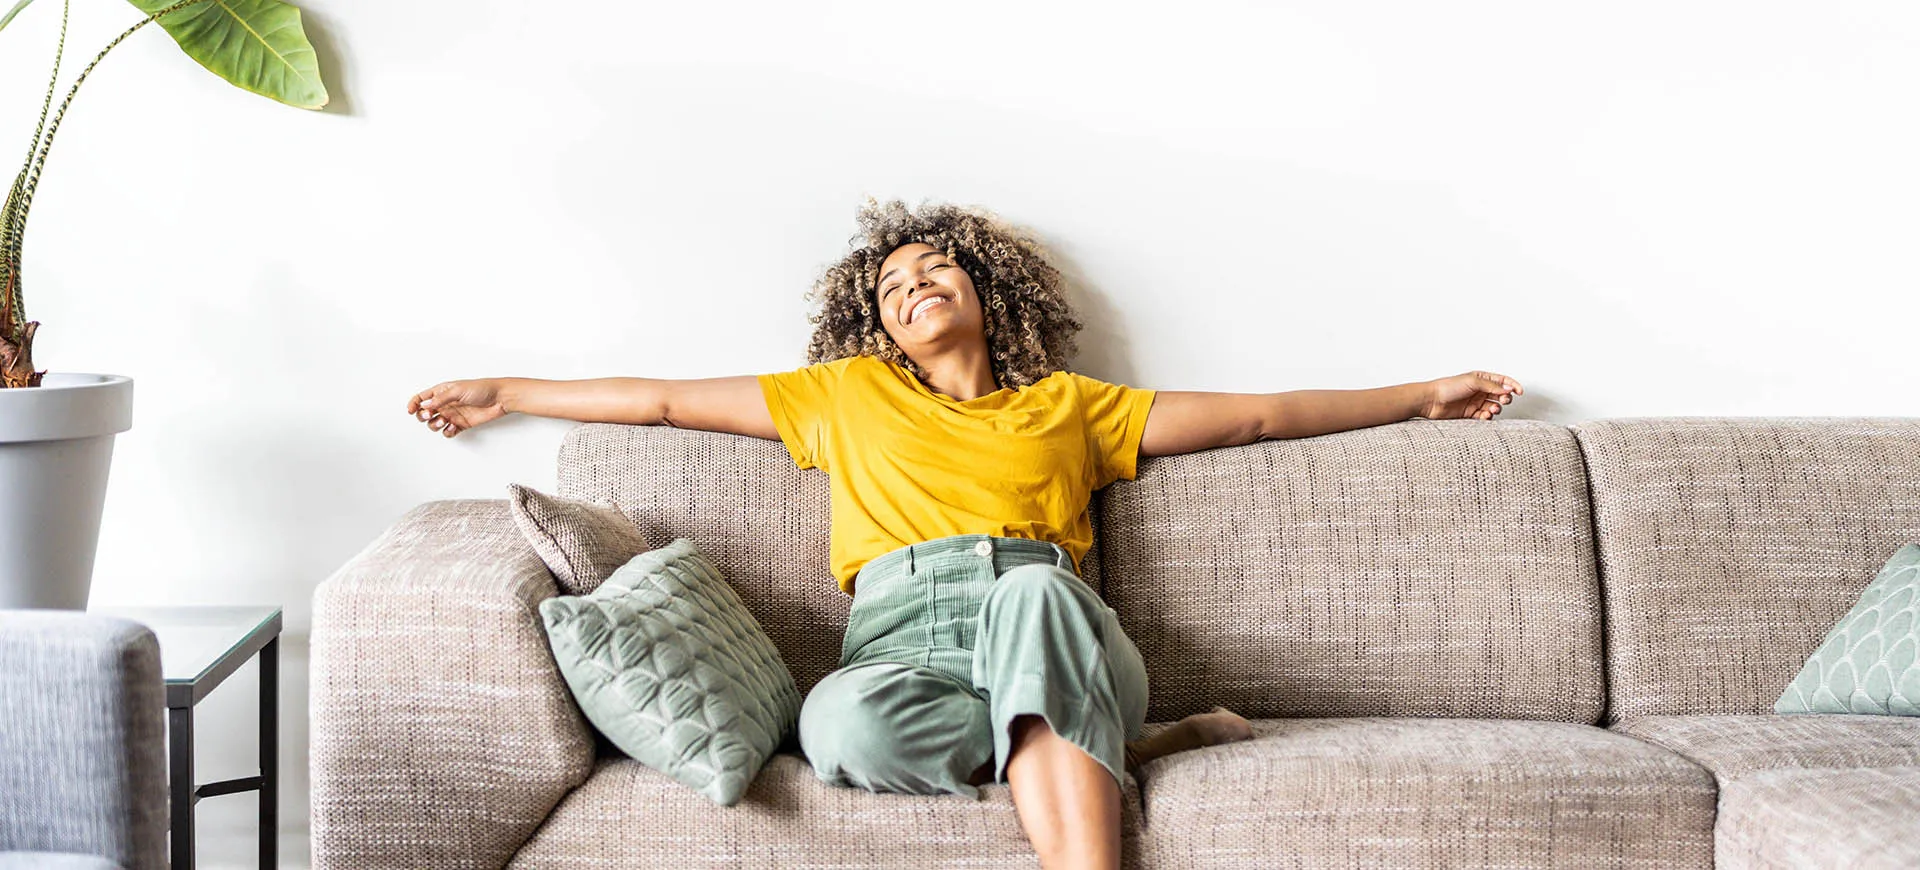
[909,296,948,323]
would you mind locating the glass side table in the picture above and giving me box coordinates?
[92,605,282,870]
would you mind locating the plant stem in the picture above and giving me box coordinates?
[0,0,211,387]
[0,270,38,387]
[22,0,211,209]
[1,0,66,340]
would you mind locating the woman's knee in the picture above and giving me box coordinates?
[799,663,989,793]
[798,666,889,780]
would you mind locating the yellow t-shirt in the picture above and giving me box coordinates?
[757,355,1158,595]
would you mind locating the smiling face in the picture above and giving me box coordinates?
[875,242,984,354]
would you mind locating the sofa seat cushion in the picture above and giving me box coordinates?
[1714,767,1920,870]
[1136,718,1715,868]
[508,753,1145,868]
[1614,715,1920,777]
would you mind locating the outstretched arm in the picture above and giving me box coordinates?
[1139,371,1523,458]
[406,376,779,440]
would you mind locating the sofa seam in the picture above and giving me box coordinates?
[1568,423,1619,728]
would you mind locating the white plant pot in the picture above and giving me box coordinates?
[0,373,132,609]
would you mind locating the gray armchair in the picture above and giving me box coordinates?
[0,611,167,870]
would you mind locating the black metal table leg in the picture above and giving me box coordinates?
[170,705,195,870]
[260,636,279,869]
[107,607,281,870]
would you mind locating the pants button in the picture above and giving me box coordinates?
[973,541,993,557]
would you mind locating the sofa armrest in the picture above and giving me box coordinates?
[0,612,166,870]
[310,499,594,870]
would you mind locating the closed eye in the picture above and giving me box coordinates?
[881,261,950,298]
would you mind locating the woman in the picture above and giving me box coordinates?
[406,199,1522,870]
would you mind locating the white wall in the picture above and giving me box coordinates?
[3,0,1916,864]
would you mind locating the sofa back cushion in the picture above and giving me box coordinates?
[555,424,1106,698]
[1096,420,1606,724]
[1573,417,1920,721]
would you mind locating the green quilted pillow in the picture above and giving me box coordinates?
[539,538,802,805]
[1776,543,1920,716]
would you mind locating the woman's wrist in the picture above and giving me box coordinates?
[1408,380,1438,419]
[496,377,530,415]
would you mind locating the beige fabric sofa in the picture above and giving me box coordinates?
[310,416,1920,868]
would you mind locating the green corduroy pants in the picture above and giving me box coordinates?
[799,533,1149,799]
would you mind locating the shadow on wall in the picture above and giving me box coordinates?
[1047,243,1142,389]
[1495,389,1578,424]
[302,6,356,117]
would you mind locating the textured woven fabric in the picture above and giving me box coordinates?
[1137,717,1715,868]
[1097,419,1605,722]
[0,612,165,870]
[1777,542,1920,715]
[540,538,802,806]
[1613,715,1920,777]
[1572,417,1920,721]
[1715,767,1920,870]
[314,417,1920,866]
[310,499,596,870]
[554,423,1106,699]
[507,754,1146,869]
[507,483,654,595]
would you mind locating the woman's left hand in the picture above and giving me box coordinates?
[1419,371,1523,420]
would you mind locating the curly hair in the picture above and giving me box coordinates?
[801,198,1084,389]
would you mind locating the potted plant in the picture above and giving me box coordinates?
[0,0,327,608]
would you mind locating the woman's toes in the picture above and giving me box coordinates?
[1196,707,1254,744]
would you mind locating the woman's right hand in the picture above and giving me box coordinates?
[407,379,508,438]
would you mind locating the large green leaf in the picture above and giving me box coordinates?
[127,0,327,109]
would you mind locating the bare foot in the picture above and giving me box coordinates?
[1123,706,1255,771]
[1189,706,1254,745]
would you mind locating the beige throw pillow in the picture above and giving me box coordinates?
[506,483,652,595]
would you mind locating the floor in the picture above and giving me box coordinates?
[187,820,308,869]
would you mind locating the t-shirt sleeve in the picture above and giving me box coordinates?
[756,358,851,472]
[1069,372,1158,489]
